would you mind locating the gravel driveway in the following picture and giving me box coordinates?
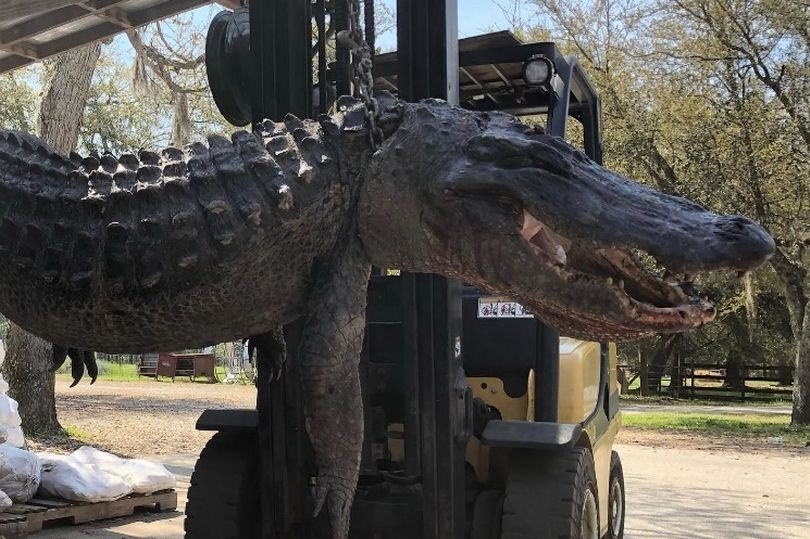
[32,379,810,538]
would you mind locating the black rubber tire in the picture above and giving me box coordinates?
[606,451,625,539]
[472,490,504,539]
[501,447,599,539]
[185,432,261,539]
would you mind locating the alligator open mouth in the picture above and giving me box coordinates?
[519,208,718,332]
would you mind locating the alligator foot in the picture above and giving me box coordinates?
[299,237,371,539]
[248,327,286,381]
[312,470,356,539]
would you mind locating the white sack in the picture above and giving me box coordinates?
[0,444,40,503]
[5,427,23,449]
[0,397,21,430]
[0,488,12,511]
[71,446,175,494]
[37,453,131,503]
[0,376,9,395]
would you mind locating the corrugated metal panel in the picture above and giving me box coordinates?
[0,0,224,74]
[118,0,168,11]
[27,14,103,44]
[0,12,45,32]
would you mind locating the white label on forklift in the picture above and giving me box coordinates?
[477,297,533,318]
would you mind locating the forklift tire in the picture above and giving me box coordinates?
[185,432,260,539]
[472,490,503,539]
[607,451,625,539]
[501,447,599,539]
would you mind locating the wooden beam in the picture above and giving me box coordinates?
[90,6,131,27]
[0,41,41,60]
[84,0,129,8]
[215,0,242,9]
[36,20,120,58]
[128,0,211,27]
[0,0,78,21]
[0,54,33,73]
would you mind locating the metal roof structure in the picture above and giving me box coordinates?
[0,0,240,74]
[374,31,571,116]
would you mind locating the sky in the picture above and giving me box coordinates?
[193,0,520,49]
[374,0,523,50]
[96,0,527,77]
[103,1,522,60]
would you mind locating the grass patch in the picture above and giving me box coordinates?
[622,412,810,446]
[62,424,93,442]
[619,394,792,407]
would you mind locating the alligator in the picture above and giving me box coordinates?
[0,95,773,537]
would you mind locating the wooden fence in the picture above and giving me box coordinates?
[619,362,794,402]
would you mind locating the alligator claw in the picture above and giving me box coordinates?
[68,348,84,387]
[84,351,97,384]
[52,344,69,372]
[312,472,355,539]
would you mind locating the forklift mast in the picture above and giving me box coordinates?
[197,1,607,538]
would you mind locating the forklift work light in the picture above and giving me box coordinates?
[522,54,555,87]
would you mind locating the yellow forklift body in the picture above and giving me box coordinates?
[465,341,621,537]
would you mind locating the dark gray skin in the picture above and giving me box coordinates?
[51,345,97,386]
[0,96,774,538]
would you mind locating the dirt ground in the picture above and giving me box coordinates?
[39,378,256,456]
[28,379,810,538]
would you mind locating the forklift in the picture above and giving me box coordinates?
[185,1,625,538]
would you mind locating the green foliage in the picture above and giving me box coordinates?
[0,69,39,132]
[525,0,808,375]
[78,12,230,154]
[80,53,166,154]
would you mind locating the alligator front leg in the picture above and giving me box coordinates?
[299,239,371,539]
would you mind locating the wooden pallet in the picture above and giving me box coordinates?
[0,489,177,537]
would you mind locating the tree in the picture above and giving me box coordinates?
[2,42,102,437]
[523,0,808,421]
[127,15,228,147]
[656,0,810,424]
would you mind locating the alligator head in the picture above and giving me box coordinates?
[359,99,775,341]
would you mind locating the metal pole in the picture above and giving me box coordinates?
[395,2,462,537]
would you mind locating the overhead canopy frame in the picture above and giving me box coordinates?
[0,0,241,75]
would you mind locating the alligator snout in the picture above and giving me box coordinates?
[707,215,775,271]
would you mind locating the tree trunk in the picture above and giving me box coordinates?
[793,308,810,425]
[645,334,680,394]
[2,326,60,435]
[723,351,745,390]
[668,346,682,397]
[37,43,102,154]
[2,42,101,437]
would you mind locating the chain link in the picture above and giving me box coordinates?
[337,0,383,149]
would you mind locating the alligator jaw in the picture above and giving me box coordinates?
[518,209,717,339]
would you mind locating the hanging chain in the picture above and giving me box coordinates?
[337,0,383,149]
